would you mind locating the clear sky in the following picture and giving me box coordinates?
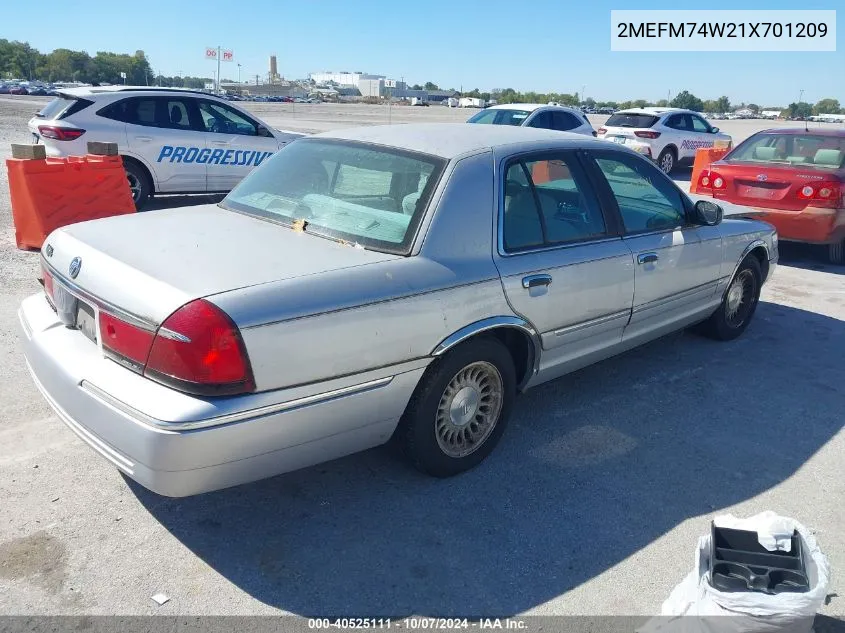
[3,0,843,106]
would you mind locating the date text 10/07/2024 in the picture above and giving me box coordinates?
[308,618,528,630]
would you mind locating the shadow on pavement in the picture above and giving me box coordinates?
[778,242,845,276]
[131,301,845,616]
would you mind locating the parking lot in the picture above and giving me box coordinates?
[0,95,843,618]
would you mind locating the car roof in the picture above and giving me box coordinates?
[614,107,692,116]
[58,85,215,98]
[485,103,578,112]
[752,128,845,138]
[313,123,605,159]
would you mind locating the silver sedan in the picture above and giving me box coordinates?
[20,123,778,496]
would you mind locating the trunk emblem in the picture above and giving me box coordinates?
[45,244,53,257]
[756,174,768,182]
[68,257,82,279]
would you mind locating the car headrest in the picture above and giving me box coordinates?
[814,148,842,166]
[753,146,779,160]
[170,106,183,124]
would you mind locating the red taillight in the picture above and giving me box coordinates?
[597,127,607,135]
[99,312,156,372]
[38,125,86,141]
[100,311,155,373]
[145,299,254,396]
[634,130,661,139]
[796,181,842,207]
[707,171,726,190]
[41,265,55,301]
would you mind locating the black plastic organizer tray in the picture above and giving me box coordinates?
[709,523,810,594]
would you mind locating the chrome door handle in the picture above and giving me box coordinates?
[210,140,230,146]
[637,252,659,265]
[135,136,153,142]
[522,274,553,289]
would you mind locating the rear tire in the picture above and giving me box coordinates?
[701,256,762,341]
[828,240,844,265]
[123,159,151,210]
[397,338,516,477]
[657,147,676,175]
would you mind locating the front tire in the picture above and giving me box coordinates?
[701,256,762,341]
[397,338,516,477]
[657,147,676,175]
[123,159,151,209]
[828,240,844,265]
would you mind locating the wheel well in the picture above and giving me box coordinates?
[747,246,769,281]
[661,144,678,158]
[120,155,154,191]
[484,327,535,389]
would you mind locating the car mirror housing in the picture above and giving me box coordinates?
[711,127,720,133]
[695,199,723,226]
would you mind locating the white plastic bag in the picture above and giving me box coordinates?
[639,512,830,633]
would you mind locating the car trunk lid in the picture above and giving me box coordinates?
[42,203,399,327]
[707,161,844,211]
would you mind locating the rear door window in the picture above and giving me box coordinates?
[503,153,606,252]
[527,111,554,129]
[665,114,690,130]
[551,111,583,131]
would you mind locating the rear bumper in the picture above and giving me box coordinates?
[738,207,845,245]
[19,293,424,497]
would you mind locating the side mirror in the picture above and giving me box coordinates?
[694,199,723,226]
[711,127,720,133]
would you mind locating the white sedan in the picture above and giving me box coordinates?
[28,86,302,207]
[466,103,596,137]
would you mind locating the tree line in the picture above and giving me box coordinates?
[0,40,217,89]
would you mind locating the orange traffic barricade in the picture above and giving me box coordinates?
[689,147,731,194]
[7,144,135,250]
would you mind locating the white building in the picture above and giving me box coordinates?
[309,71,378,87]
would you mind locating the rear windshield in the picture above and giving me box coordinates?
[605,113,659,129]
[222,139,446,255]
[727,133,845,169]
[36,96,91,120]
[467,109,531,126]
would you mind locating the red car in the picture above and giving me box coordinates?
[9,85,29,95]
[697,128,845,263]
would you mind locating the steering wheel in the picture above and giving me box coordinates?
[208,119,223,133]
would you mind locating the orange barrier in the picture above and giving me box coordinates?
[531,159,571,185]
[689,147,730,194]
[8,153,135,250]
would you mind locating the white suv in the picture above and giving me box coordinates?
[466,103,596,137]
[28,86,302,207]
[596,108,731,174]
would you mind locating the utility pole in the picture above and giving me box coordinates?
[237,63,241,85]
[582,84,586,105]
[216,45,221,94]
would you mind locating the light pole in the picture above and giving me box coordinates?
[237,63,241,85]
[582,84,586,105]
[798,89,805,104]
